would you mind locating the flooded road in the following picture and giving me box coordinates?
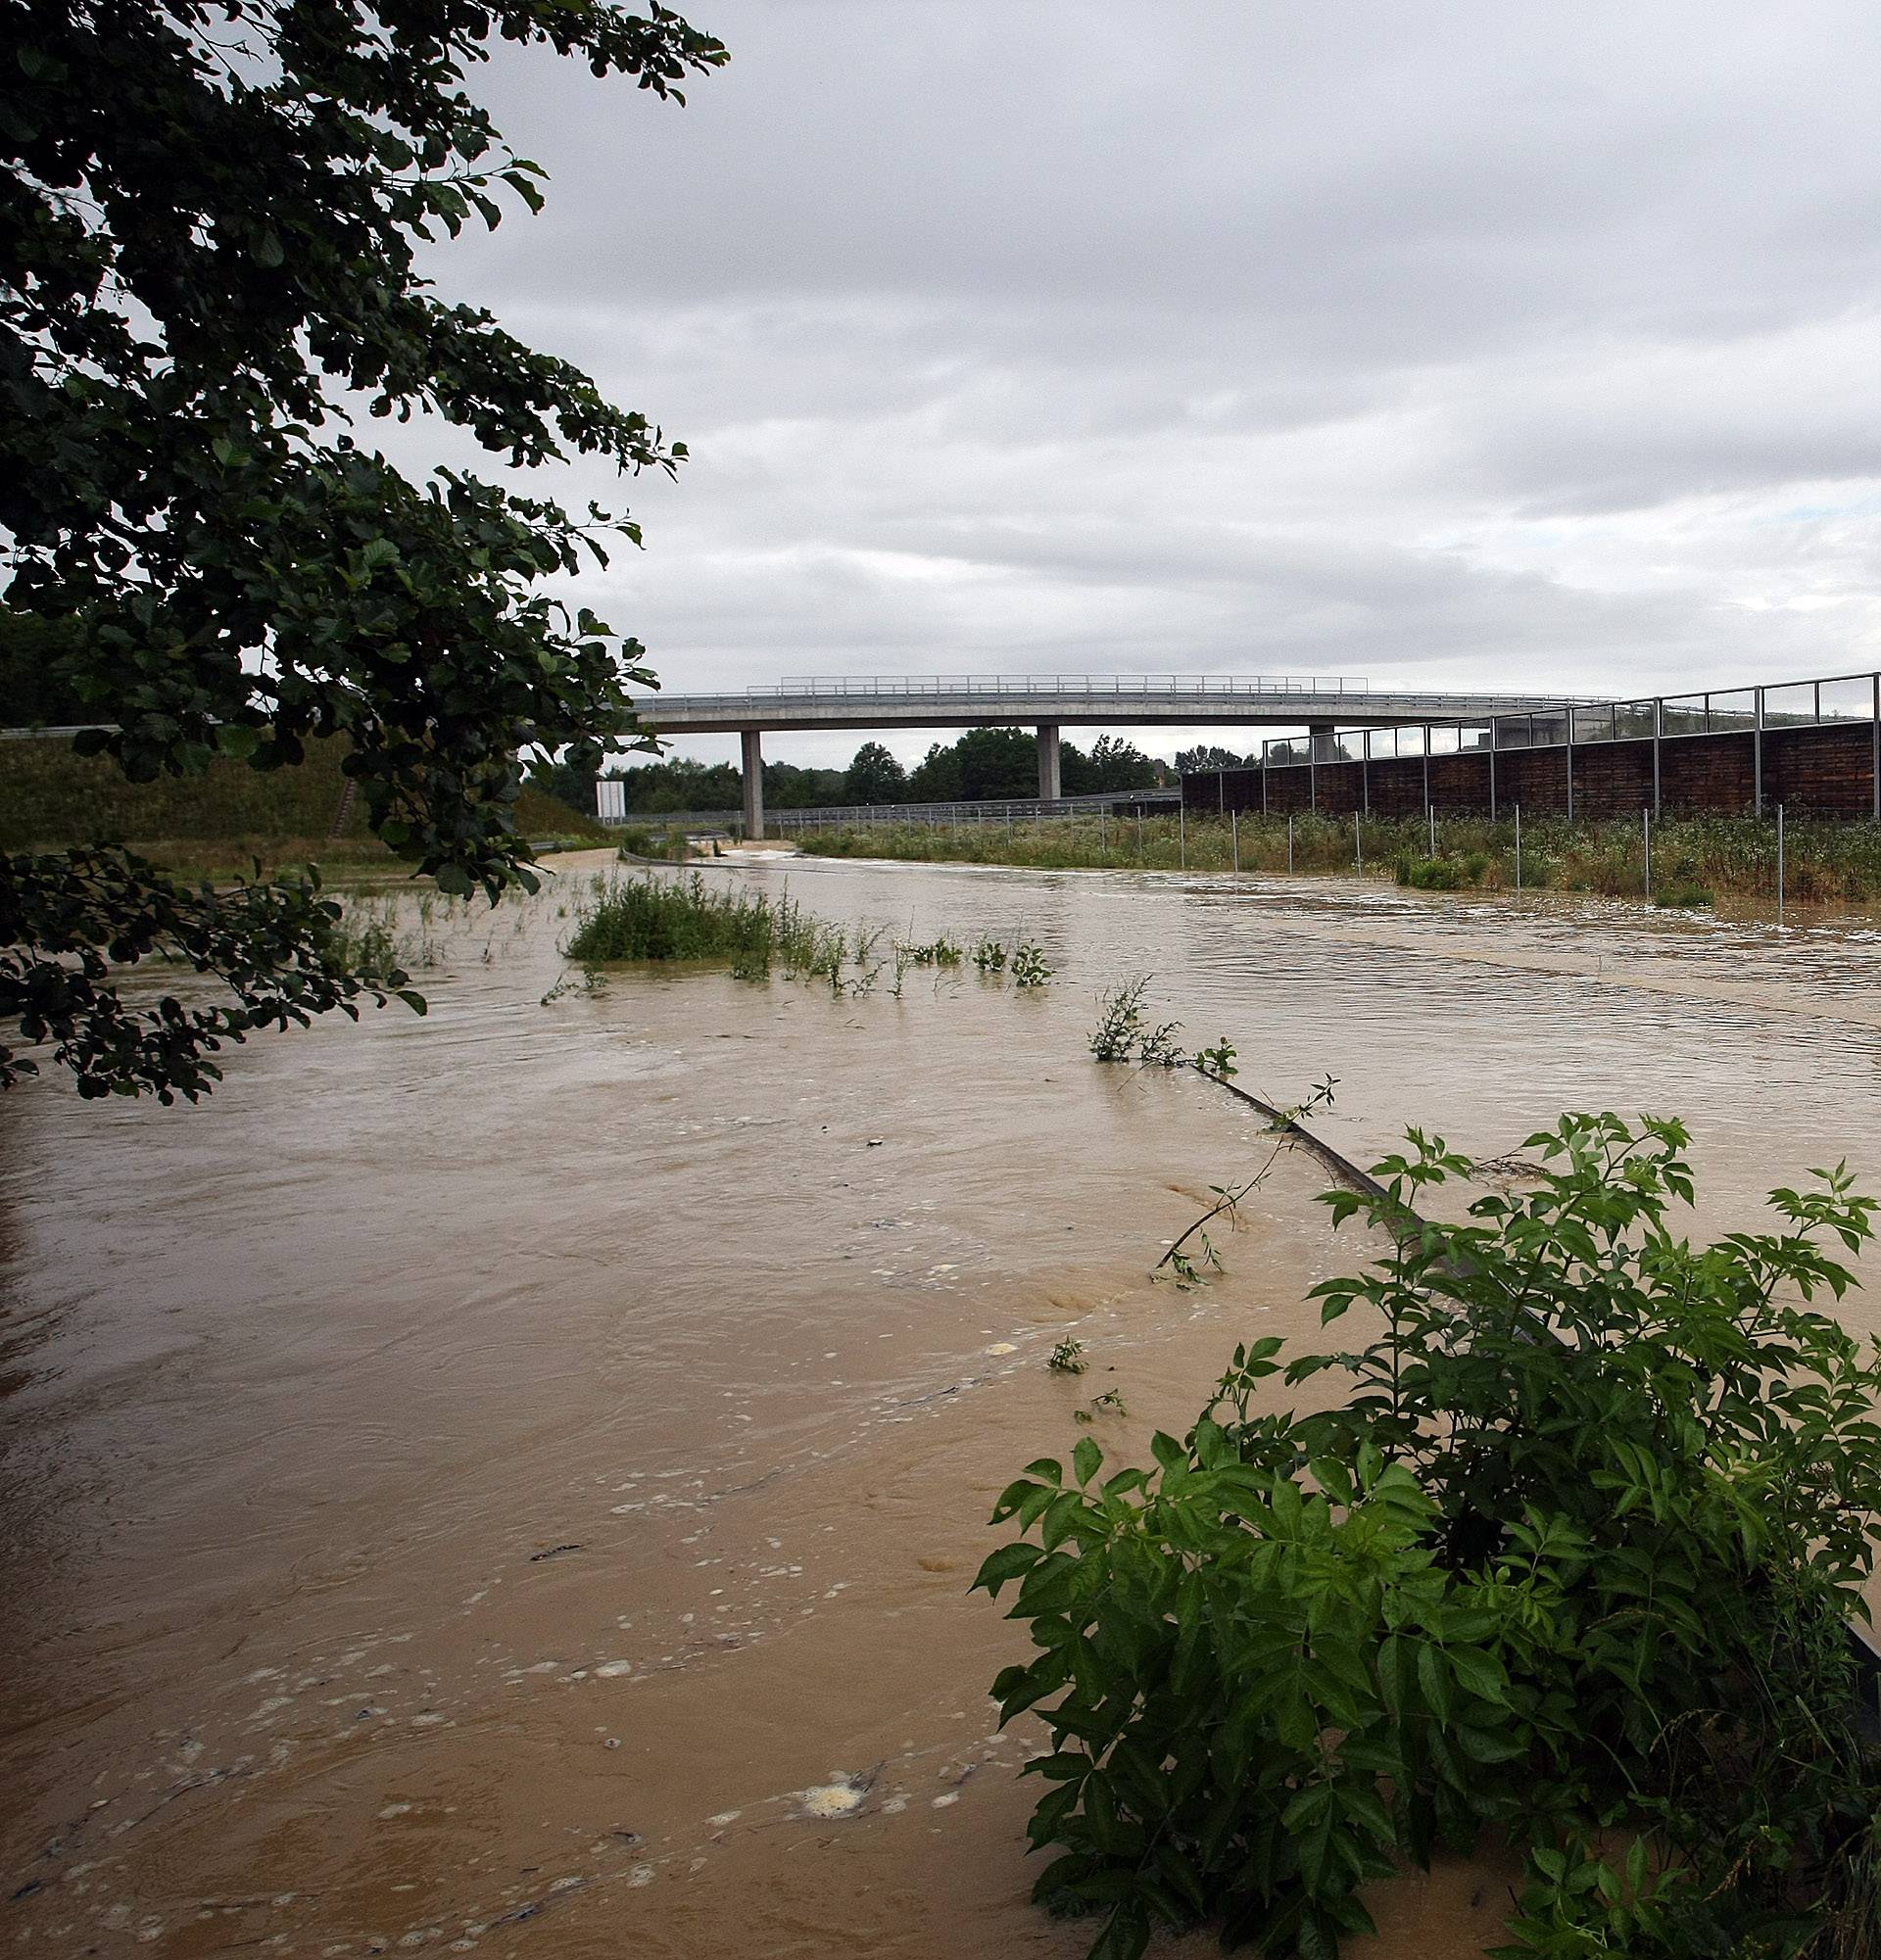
[4,851,1880,1958]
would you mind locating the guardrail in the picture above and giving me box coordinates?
[766,789,1178,830]
[730,673,1372,699]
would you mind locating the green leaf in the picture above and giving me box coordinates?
[970,1542,1043,1598]
[1417,1644,1454,1726]
[1074,1436,1103,1487]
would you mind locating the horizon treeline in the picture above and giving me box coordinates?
[532,728,1174,817]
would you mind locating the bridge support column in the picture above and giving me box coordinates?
[1037,723,1062,800]
[740,727,765,840]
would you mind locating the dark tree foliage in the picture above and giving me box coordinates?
[908,727,1041,801]
[1064,734,1160,796]
[843,739,906,805]
[0,0,726,1096]
[0,605,86,724]
[1176,742,1254,773]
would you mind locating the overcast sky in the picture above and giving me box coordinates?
[432,2,1881,769]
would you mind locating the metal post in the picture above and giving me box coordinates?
[1310,746,1317,813]
[1231,807,1239,874]
[1355,810,1362,871]
[1428,805,1436,857]
[1488,738,1497,822]
[1643,807,1652,902]
[1873,671,1880,823]
[1361,739,1370,813]
[1653,697,1663,819]
[1565,706,1574,823]
[1422,728,1430,818]
[1287,811,1294,875]
[1099,810,1106,855]
[1777,802,1785,928]
[1515,803,1522,891]
[1179,800,1186,871]
[1135,808,1143,859]
[1754,689,1764,816]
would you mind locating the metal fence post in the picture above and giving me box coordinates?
[1136,808,1143,859]
[1179,800,1186,871]
[1428,805,1436,857]
[1355,810,1362,871]
[1231,807,1239,873]
[1516,803,1522,891]
[1287,811,1294,875]
[1565,707,1575,823]
[1777,802,1785,928]
[1754,688,1764,816]
[1643,807,1651,902]
[1653,697,1663,819]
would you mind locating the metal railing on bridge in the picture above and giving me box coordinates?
[638,672,1374,705]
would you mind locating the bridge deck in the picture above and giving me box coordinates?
[633,674,1584,735]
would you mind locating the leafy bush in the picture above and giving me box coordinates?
[977,1115,1881,1959]
[1394,855,1467,890]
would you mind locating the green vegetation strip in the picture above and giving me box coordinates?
[795,809,1881,908]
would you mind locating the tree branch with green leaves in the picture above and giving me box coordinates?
[1,0,727,1095]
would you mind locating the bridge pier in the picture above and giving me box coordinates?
[741,728,764,840]
[1037,722,1061,800]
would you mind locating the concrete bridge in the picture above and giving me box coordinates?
[632,674,1582,837]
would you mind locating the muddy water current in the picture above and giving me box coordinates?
[5,851,1881,1959]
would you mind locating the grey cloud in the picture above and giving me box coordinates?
[397,1,1881,765]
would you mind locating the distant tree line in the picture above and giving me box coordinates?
[531,728,1169,818]
[1174,743,1262,773]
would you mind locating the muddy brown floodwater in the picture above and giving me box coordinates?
[6,849,1881,1959]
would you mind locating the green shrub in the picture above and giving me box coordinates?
[1394,855,1465,890]
[977,1115,1881,1959]
[1653,884,1714,910]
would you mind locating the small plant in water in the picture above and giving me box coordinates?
[1089,976,1151,1061]
[1136,1020,1185,1068]
[1071,1386,1129,1423]
[974,935,1009,974]
[1011,941,1051,988]
[1046,1337,1087,1375]
[1193,1034,1237,1080]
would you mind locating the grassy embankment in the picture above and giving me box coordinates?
[795,808,1881,909]
[0,734,606,880]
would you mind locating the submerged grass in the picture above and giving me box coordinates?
[796,809,1881,910]
[564,871,844,974]
[563,871,1055,998]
